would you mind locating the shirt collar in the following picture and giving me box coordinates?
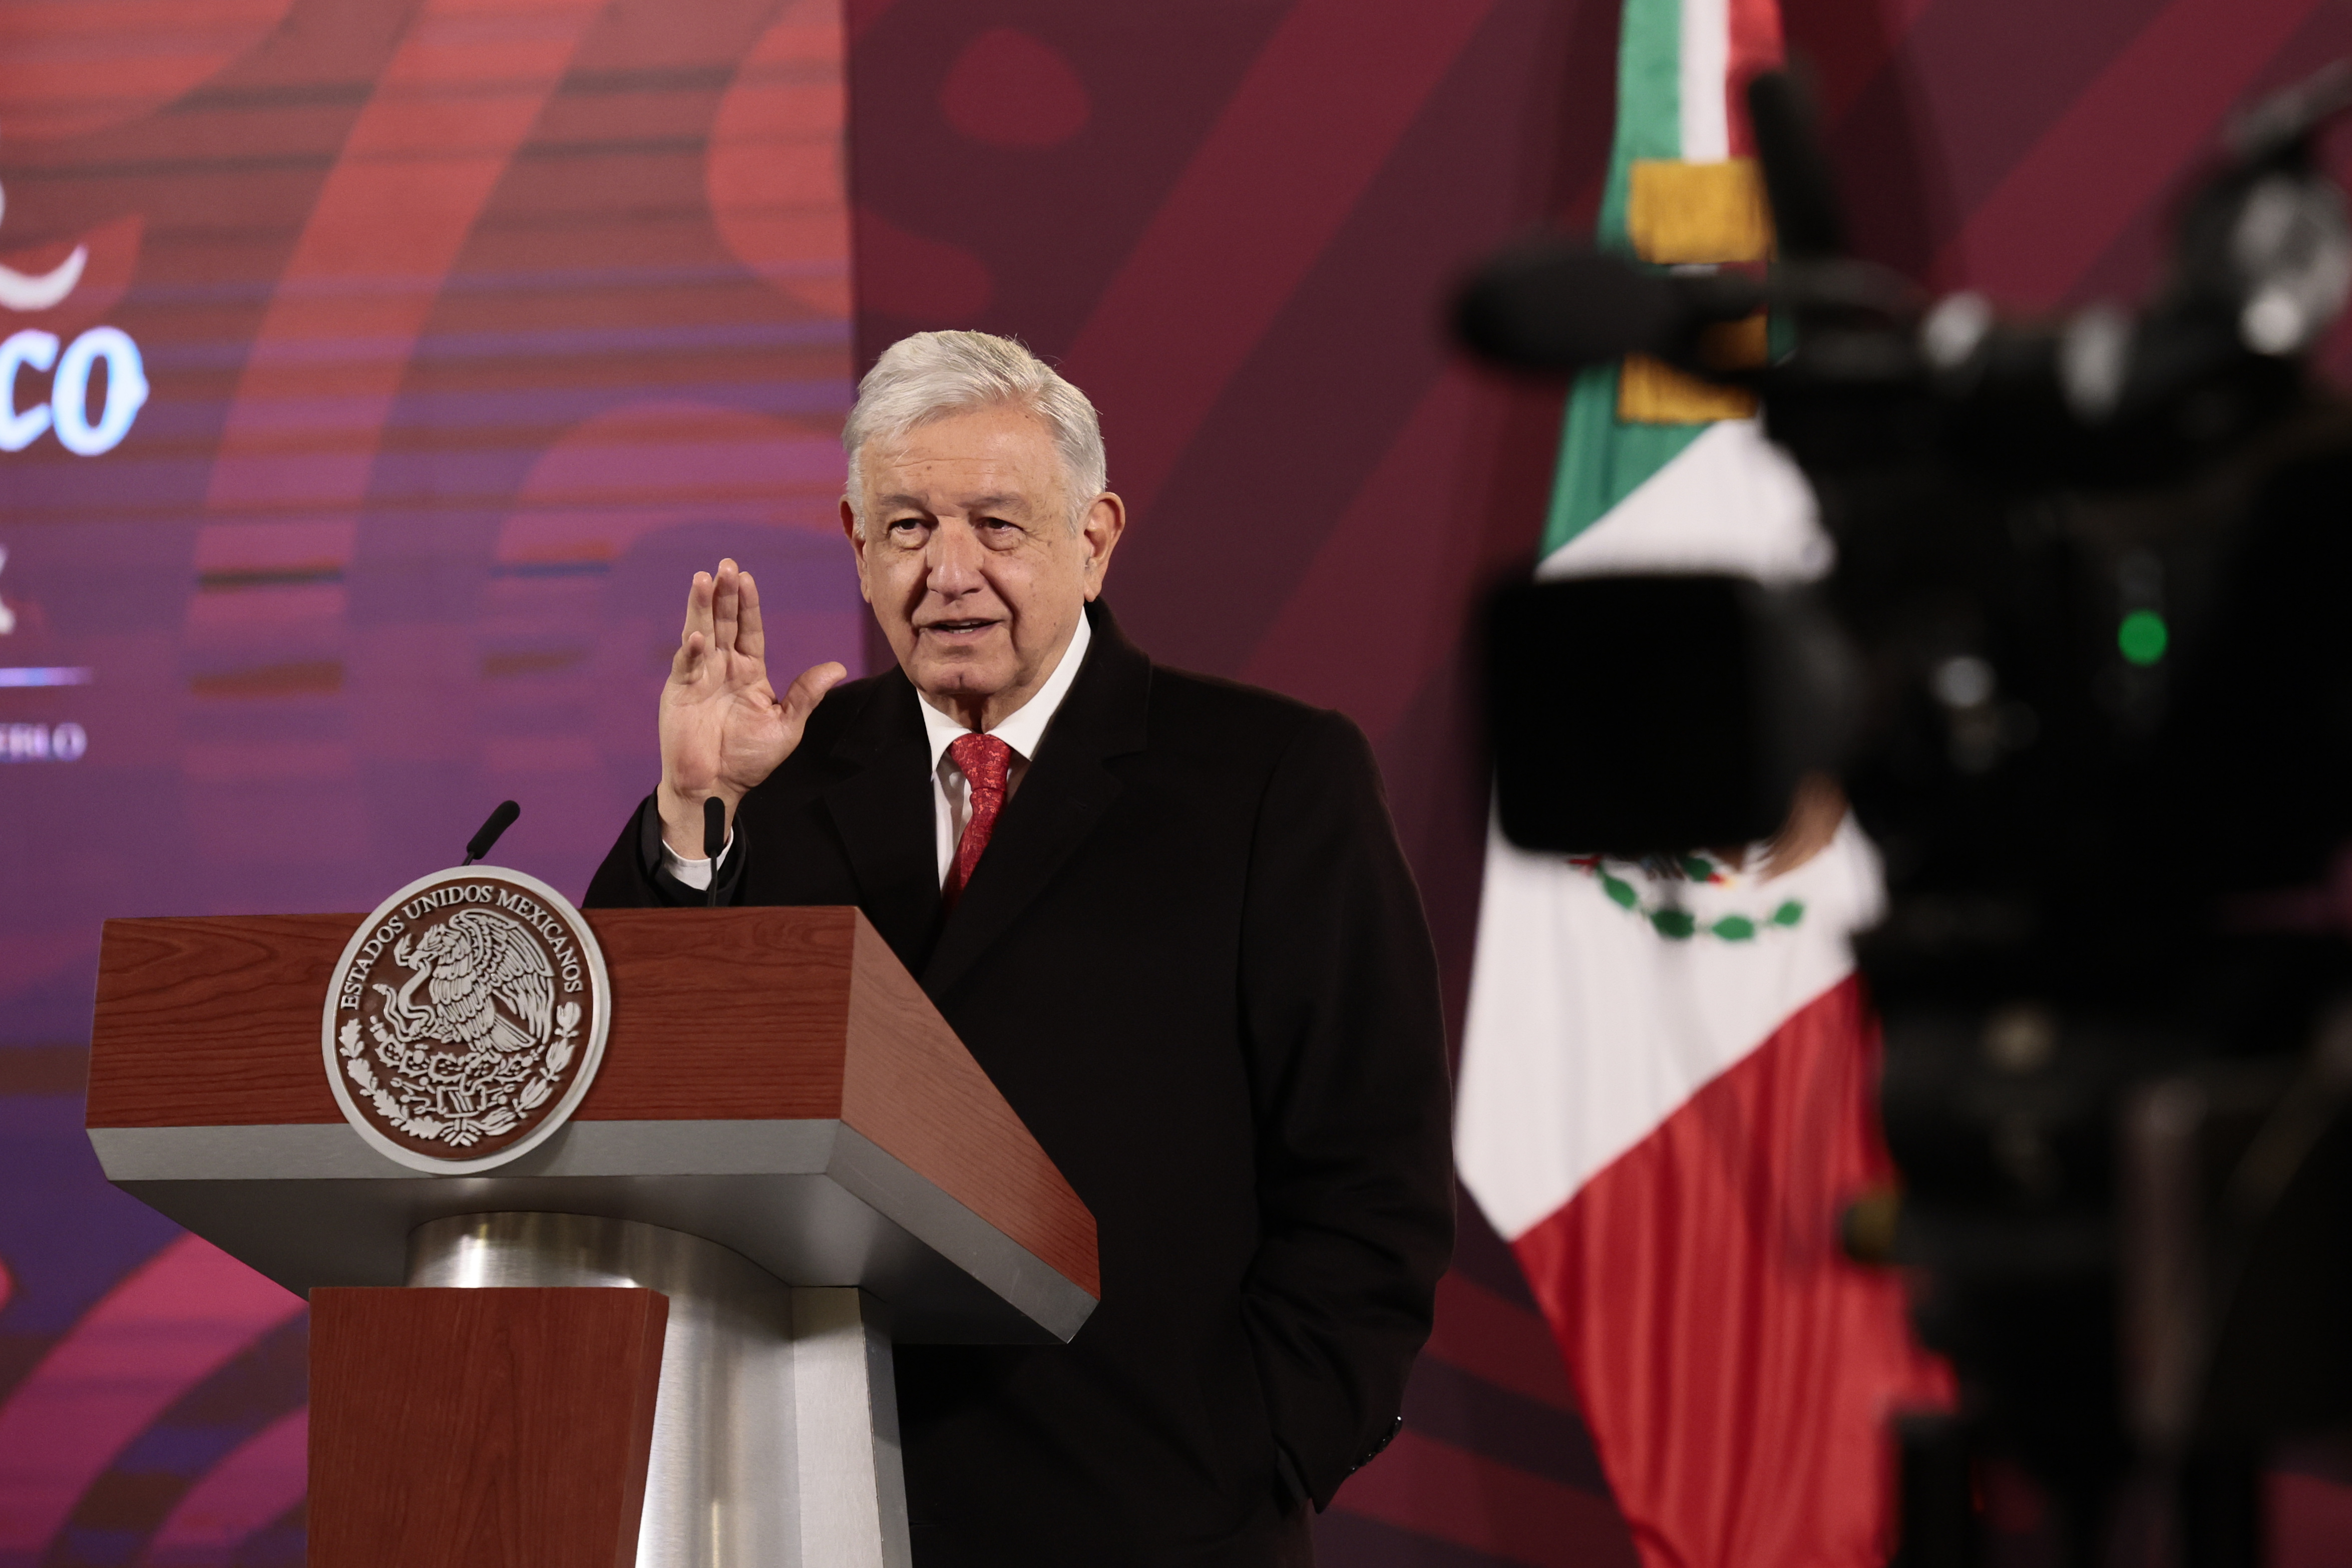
[918,609,1094,769]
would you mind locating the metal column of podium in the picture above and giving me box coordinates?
[84,906,1101,1568]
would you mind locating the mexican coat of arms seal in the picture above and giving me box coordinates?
[320,866,610,1173]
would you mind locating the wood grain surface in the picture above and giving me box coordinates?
[85,907,862,1127]
[844,916,1101,1299]
[573,906,854,1120]
[87,903,1100,1298]
[88,914,353,1126]
[309,1286,666,1568]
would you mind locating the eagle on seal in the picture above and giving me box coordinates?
[377,909,555,1053]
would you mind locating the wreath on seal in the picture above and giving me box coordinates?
[335,908,582,1147]
[1569,852,1807,942]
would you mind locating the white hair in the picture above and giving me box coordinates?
[842,331,1108,535]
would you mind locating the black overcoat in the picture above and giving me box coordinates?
[586,602,1454,1566]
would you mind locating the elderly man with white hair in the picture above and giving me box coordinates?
[588,330,1453,1567]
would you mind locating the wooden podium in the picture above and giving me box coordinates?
[85,905,1100,1568]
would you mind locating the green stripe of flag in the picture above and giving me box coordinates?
[1540,0,1708,559]
[1597,0,1686,251]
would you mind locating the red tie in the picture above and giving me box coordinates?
[944,732,1012,908]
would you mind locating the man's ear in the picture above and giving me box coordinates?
[841,497,872,604]
[1080,492,1126,600]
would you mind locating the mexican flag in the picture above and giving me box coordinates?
[1453,0,1951,1564]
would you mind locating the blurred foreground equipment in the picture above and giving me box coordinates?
[1460,62,2352,1568]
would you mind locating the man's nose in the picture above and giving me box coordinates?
[924,518,985,594]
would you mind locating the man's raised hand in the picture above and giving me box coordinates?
[656,558,845,859]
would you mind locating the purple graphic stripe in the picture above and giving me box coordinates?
[0,1236,303,1563]
[137,1408,307,1568]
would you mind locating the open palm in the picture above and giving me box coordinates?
[657,558,845,854]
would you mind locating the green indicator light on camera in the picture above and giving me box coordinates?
[2118,609,2168,666]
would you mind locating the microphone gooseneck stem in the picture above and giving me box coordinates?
[463,800,521,867]
[703,796,725,909]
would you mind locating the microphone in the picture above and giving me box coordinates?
[1452,243,1764,373]
[462,800,520,866]
[1746,68,1848,260]
[702,797,725,909]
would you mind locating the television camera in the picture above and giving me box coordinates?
[1458,63,2352,1568]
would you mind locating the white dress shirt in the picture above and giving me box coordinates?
[664,612,1094,891]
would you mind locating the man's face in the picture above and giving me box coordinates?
[844,403,1123,730]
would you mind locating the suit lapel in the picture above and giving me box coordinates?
[921,604,1151,998]
[820,670,945,969]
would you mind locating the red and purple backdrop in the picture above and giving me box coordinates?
[9,0,2352,1563]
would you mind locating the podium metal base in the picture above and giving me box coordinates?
[408,1212,911,1568]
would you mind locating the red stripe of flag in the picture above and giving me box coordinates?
[1726,0,1787,159]
[1512,977,1952,1568]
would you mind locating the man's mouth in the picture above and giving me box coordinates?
[917,618,998,637]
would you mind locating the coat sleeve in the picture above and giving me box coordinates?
[1235,708,1455,1508]
[583,794,749,908]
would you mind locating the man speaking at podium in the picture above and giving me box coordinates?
[587,331,1453,1566]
